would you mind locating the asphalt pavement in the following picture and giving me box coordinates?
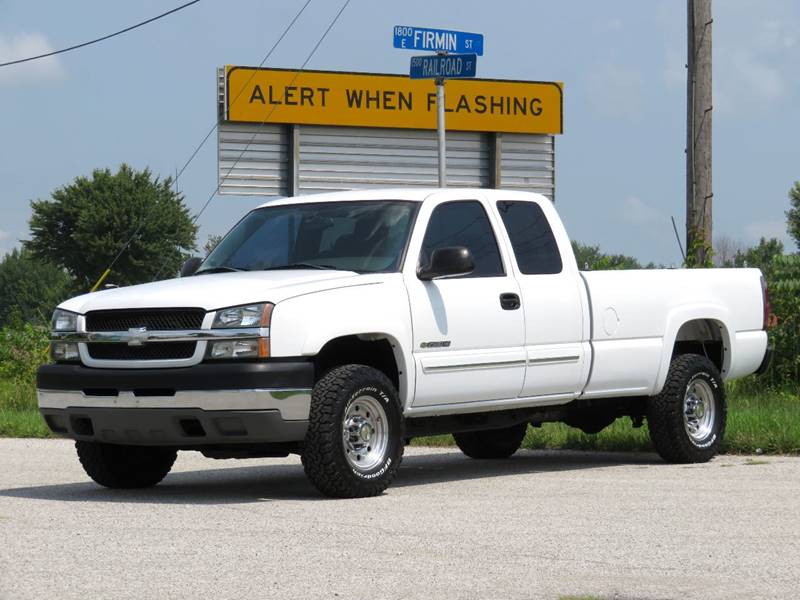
[1,439,798,600]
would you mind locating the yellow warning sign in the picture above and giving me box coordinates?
[225,67,563,135]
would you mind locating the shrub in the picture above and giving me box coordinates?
[0,319,49,411]
[763,254,800,389]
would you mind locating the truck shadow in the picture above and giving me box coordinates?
[0,449,661,505]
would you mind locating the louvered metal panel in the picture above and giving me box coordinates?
[217,122,289,196]
[498,133,555,200]
[298,126,490,194]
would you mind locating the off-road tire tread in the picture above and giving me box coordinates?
[76,441,177,488]
[453,422,528,459]
[302,364,404,498]
[647,353,726,464]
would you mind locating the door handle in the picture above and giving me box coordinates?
[500,293,521,310]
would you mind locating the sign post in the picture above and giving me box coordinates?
[394,26,483,187]
[436,72,446,186]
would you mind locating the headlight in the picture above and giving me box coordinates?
[51,342,79,362]
[51,309,78,332]
[207,302,272,360]
[212,303,273,329]
[206,339,265,360]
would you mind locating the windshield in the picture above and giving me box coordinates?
[200,200,418,274]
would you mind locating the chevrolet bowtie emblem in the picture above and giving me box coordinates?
[127,327,149,346]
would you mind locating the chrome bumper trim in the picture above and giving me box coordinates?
[37,388,311,421]
[52,327,268,344]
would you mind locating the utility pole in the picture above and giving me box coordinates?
[686,0,713,266]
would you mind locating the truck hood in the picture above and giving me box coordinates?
[59,270,370,314]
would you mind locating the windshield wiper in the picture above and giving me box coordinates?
[260,262,340,271]
[194,266,248,275]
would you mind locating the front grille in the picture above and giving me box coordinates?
[86,308,205,332]
[87,342,197,361]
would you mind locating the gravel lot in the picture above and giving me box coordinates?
[0,438,798,600]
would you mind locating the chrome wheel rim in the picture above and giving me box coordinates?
[683,379,716,444]
[342,395,388,472]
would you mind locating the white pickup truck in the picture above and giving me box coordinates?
[38,188,771,497]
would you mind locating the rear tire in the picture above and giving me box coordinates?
[76,441,177,488]
[453,422,528,459]
[302,365,404,498]
[647,353,726,463]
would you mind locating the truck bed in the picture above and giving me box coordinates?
[580,267,767,397]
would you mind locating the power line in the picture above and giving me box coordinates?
[152,0,352,280]
[97,0,314,281]
[191,0,352,226]
[0,0,201,68]
[175,0,314,184]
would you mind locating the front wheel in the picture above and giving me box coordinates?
[76,441,177,488]
[647,354,726,463]
[302,365,404,498]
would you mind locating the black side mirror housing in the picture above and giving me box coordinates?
[418,246,475,281]
[180,256,203,277]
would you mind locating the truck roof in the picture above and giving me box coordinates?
[257,188,551,208]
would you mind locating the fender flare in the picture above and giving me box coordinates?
[653,304,733,395]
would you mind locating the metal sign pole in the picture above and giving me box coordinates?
[397,26,485,188]
[436,76,446,187]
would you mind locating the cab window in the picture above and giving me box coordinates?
[420,201,504,277]
[496,200,562,275]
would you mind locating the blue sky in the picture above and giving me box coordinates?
[1,0,798,266]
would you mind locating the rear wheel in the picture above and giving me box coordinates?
[647,354,726,463]
[76,441,177,488]
[302,365,404,498]
[453,422,528,459]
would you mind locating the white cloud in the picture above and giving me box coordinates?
[743,219,787,242]
[585,64,645,122]
[714,15,798,115]
[593,17,624,34]
[0,32,66,86]
[662,47,685,90]
[620,196,661,225]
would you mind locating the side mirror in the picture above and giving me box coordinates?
[180,256,203,277]
[418,246,474,281]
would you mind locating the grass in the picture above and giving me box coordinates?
[0,379,51,438]
[1,376,798,453]
[412,381,800,455]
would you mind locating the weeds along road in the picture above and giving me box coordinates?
[1,439,798,600]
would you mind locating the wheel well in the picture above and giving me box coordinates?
[672,319,726,374]
[314,335,400,392]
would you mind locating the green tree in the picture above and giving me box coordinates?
[764,254,800,387]
[732,237,784,279]
[571,241,643,270]
[787,181,800,250]
[25,164,198,287]
[0,248,73,327]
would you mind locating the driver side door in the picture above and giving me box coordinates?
[404,194,525,409]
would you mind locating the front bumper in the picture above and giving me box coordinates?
[37,361,314,446]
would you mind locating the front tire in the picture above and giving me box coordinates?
[76,441,177,488]
[647,354,726,463]
[302,365,404,498]
[453,422,528,459]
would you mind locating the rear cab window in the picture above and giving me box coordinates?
[496,200,563,275]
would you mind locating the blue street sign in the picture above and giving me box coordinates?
[409,53,477,80]
[393,25,484,56]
